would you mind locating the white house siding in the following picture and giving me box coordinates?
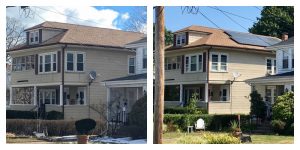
[135,46,147,74]
[276,46,294,74]
[42,29,64,43]
[188,32,208,44]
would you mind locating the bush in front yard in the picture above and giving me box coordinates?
[177,133,240,144]
[164,107,207,114]
[272,92,294,135]
[164,114,250,131]
[250,91,266,119]
[6,119,105,136]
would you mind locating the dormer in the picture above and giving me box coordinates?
[26,29,41,45]
[173,31,210,47]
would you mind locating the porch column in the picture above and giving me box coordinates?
[34,86,37,105]
[60,84,63,106]
[205,83,209,102]
[9,87,13,105]
[136,88,139,100]
[179,84,183,105]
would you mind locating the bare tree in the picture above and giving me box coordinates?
[123,7,147,33]
[6,17,26,62]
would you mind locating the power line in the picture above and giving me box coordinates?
[208,6,256,22]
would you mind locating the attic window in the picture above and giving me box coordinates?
[29,30,39,44]
[176,33,186,46]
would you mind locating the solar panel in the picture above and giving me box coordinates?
[225,30,281,47]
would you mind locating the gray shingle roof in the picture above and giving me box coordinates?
[103,73,147,82]
[270,37,294,47]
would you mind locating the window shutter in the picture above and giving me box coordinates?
[26,32,29,45]
[203,52,206,72]
[173,34,177,46]
[57,51,61,73]
[181,55,184,74]
[35,54,38,75]
[56,88,60,105]
[39,29,42,43]
[186,32,189,44]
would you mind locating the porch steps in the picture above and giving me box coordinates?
[252,121,273,134]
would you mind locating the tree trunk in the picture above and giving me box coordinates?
[153,6,165,144]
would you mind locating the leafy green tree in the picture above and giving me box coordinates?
[249,91,266,119]
[272,92,294,124]
[249,6,294,38]
[153,23,173,47]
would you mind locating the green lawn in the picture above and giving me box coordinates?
[163,132,294,144]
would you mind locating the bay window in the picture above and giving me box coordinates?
[185,53,203,72]
[39,52,57,73]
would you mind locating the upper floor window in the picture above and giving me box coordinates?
[165,56,181,70]
[282,51,289,69]
[176,33,186,46]
[12,55,35,72]
[185,53,203,73]
[29,30,39,44]
[39,52,57,73]
[143,48,147,69]
[65,51,85,72]
[266,58,276,75]
[211,53,228,72]
[129,57,136,74]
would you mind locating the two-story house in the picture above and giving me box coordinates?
[7,21,145,120]
[102,37,147,122]
[247,34,294,117]
[164,25,281,114]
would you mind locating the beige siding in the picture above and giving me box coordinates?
[42,29,63,43]
[188,32,208,44]
[9,45,134,120]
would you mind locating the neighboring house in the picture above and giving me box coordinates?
[7,21,145,120]
[6,63,11,107]
[164,25,281,114]
[102,37,147,122]
[247,35,294,117]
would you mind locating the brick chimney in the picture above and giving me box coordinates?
[282,32,288,41]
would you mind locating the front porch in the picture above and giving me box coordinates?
[164,83,231,110]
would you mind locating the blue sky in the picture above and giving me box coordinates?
[164,6,263,33]
[7,6,146,32]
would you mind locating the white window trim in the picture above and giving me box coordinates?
[39,89,58,105]
[210,53,229,72]
[38,52,58,74]
[220,85,230,101]
[128,56,136,74]
[29,30,39,44]
[265,57,276,75]
[176,33,186,46]
[65,51,86,72]
[185,53,203,73]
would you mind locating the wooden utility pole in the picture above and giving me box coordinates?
[154,6,165,144]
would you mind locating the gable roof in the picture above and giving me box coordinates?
[126,37,147,45]
[8,21,145,51]
[167,25,281,51]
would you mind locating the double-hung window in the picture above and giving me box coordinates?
[128,57,136,74]
[143,48,147,69]
[39,52,57,73]
[12,55,35,72]
[65,51,85,72]
[165,56,181,70]
[210,53,228,72]
[185,53,203,73]
[282,51,289,69]
[266,58,276,75]
[176,33,186,46]
[29,30,39,44]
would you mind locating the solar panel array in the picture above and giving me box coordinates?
[225,30,281,47]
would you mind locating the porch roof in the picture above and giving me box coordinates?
[246,71,294,84]
[103,73,147,82]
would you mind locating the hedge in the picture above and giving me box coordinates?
[164,114,250,131]
[7,110,63,120]
[6,119,106,136]
[164,107,208,114]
